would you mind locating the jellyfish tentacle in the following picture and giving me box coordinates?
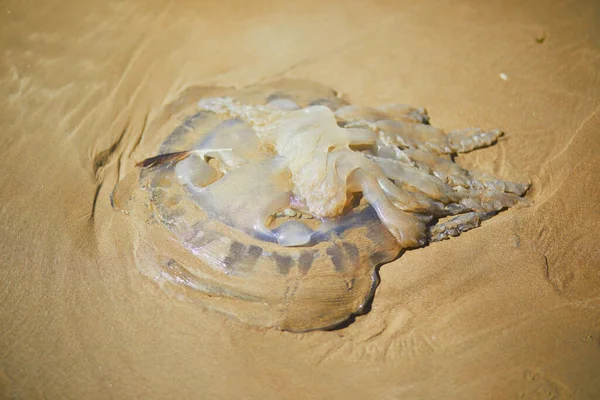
[446,128,504,154]
[429,211,498,242]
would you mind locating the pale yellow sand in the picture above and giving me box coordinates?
[1,0,599,398]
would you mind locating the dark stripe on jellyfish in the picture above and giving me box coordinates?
[326,244,346,273]
[326,243,361,273]
[236,245,263,274]
[342,242,360,267]
[298,250,318,276]
[247,245,263,262]
[223,242,264,275]
[223,241,245,273]
[273,253,294,275]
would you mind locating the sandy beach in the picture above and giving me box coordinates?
[1,0,599,398]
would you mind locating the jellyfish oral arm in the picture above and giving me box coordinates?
[190,97,528,247]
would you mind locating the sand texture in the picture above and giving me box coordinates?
[1,0,599,398]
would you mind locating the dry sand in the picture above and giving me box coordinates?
[1,0,599,398]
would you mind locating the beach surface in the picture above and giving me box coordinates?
[1,0,599,398]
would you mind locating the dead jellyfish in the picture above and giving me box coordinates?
[112,79,529,332]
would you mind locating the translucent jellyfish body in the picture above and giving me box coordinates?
[112,80,529,331]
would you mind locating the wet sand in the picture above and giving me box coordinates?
[1,0,599,398]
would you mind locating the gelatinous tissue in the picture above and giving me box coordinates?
[112,80,529,332]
